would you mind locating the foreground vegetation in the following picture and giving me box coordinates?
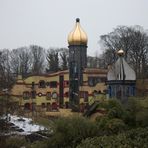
[77,127,148,148]
[1,97,148,148]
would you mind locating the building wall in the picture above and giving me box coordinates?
[10,69,107,111]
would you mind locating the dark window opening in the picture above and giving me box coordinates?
[52,102,58,111]
[65,92,69,97]
[50,81,57,88]
[64,81,69,87]
[42,103,46,108]
[23,91,30,99]
[65,102,69,109]
[79,91,88,102]
[46,92,51,100]
[32,82,35,89]
[88,77,104,87]
[31,91,36,99]
[39,80,46,88]
[93,90,102,96]
[47,103,51,111]
[24,103,30,110]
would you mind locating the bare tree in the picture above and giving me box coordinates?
[10,47,32,78]
[87,53,100,68]
[30,45,45,74]
[46,48,59,73]
[100,25,148,78]
[59,48,69,70]
[0,49,15,90]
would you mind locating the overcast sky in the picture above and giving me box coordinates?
[0,0,148,56]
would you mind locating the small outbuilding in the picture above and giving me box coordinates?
[107,49,136,102]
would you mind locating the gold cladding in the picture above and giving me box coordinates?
[68,20,88,45]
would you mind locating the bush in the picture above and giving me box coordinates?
[77,127,148,148]
[5,136,28,148]
[125,98,145,127]
[30,140,48,148]
[105,118,127,134]
[136,109,148,127]
[107,106,125,119]
[107,99,122,110]
[47,116,98,148]
[96,116,126,135]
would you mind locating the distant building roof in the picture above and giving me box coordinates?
[107,50,136,81]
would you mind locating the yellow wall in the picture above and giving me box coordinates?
[11,69,107,107]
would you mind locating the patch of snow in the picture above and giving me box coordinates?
[7,114,47,135]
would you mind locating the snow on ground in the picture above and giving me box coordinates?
[7,114,47,135]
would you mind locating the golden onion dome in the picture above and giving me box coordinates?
[68,18,88,45]
[117,49,124,56]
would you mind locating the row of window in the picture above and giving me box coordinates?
[24,102,59,111]
[39,81,58,88]
[23,91,89,100]
[34,77,106,89]
[23,91,58,100]
[37,80,69,88]
[88,77,106,87]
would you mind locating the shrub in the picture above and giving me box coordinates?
[107,99,122,110]
[29,140,48,148]
[107,106,124,119]
[47,116,98,148]
[136,109,148,127]
[5,136,28,148]
[105,118,127,134]
[77,127,148,148]
[96,116,126,135]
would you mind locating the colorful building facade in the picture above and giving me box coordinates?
[11,69,107,111]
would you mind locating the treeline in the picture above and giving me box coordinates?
[0,44,103,90]
[0,46,69,75]
[0,46,69,90]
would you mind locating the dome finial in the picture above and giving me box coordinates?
[68,19,88,45]
[117,49,124,56]
[76,18,80,22]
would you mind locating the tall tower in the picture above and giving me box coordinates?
[68,18,88,107]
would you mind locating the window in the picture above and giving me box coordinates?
[46,92,51,100]
[46,82,50,87]
[41,103,46,108]
[100,77,107,82]
[47,103,51,111]
[39,80,46,88]
[79,91,88,102]
[65,92,69,97]
[24,103,30,110]
[31,91,36,99]
[64,81,69,87]
[88,77,101,87]
[23,91,30,99]
[32,82,35,89]
[52,92,58,99]
[50,81,57,88]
